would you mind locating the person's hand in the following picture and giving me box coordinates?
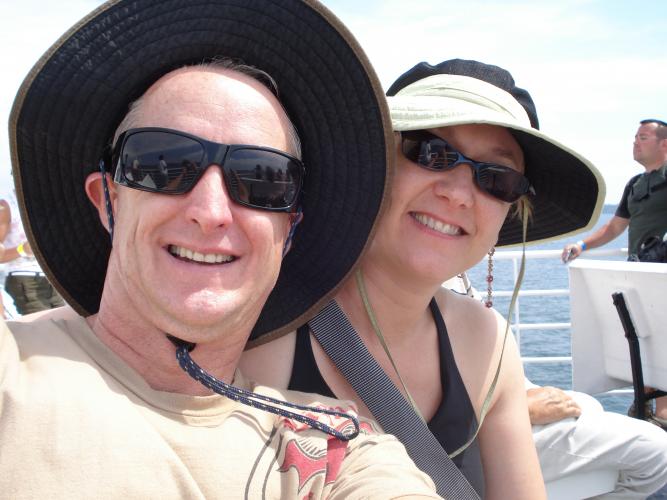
[561,243,582,263]
[23,241,33,256]
[526,386,581,425]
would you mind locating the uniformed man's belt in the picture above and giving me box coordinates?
[7,271,46,278]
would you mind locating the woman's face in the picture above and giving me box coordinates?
[367,123,525,285]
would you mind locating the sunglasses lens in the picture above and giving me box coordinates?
[120,131,203,193]
[477,165,528,202]
[402,132,457,171]
[226,149,301,209]
[119,128,527,208]
[402,135,423,164]
[115,129,303,211]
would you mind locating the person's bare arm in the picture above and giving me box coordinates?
[478,328,546,498]
[0,200,10,246]
[562,215,629,262]
[0,199,34,264]
[454,306,546,500]
[0,240,33,264]
[526,386,581,425]
[0,200,10,262]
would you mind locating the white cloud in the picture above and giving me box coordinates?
[323,0,667,202]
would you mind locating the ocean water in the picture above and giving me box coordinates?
[467,205,635,415]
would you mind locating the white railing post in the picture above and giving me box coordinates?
[484,247,627,364]
[448,248,634,397]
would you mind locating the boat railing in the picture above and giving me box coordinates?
[491,247,631,396]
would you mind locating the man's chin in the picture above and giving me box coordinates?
[157,295,260,336]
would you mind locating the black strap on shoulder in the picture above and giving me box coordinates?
[309,300,480,499]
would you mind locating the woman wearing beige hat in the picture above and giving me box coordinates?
[242,59,604,498]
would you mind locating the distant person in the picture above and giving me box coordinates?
[0,197,8,317]
[156,154,169,188]
[0,187,64,315]
[562,118,667,429]
[562,119,667,260]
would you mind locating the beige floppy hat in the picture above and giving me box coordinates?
[387,60,606,247]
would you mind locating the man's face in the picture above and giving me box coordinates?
[105,67,294,343]
[633,122,665,168]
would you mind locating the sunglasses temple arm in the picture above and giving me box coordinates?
[282,206,303,258]
[99,159,115,243]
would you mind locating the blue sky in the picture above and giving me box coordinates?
[1,0,665,203]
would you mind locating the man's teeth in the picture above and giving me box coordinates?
[413,213,462,236]
[168,245,233,263]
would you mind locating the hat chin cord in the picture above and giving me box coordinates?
[282,208,303,257]
[100,162,358,440]
[166,335,359,441]
[100,160,116,242]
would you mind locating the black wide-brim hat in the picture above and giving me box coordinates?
[387,59,605,247]
[9,0,393,345]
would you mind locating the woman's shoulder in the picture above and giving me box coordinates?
[434,286,501,339]
[434,287,523,416]
[434,287,508,380]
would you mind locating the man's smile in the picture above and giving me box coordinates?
[168,244,235,264]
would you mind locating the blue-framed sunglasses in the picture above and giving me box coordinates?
[110,127,304,212]
[401,130,534,203]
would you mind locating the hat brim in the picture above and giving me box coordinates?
[9,0,393,344]
[390,99,605,247]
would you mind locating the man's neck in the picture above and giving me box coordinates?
[88,295,246,396]
[642,157,667,172]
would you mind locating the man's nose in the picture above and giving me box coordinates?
[183,165,234,232]
[433,163,475,208]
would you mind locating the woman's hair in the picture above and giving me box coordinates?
[511,195,533,224]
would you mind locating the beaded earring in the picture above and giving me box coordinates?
[485,248,495,308]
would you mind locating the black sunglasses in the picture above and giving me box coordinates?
[111,127,305,212]
[401,130,534,203]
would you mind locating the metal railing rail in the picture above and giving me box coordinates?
[491,247,631,395]
[491,247,627,359]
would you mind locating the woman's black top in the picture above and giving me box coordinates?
[288,298,485,495]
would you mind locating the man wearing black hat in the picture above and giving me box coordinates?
[0,1,440,498]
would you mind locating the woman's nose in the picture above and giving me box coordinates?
[433,163,475,208]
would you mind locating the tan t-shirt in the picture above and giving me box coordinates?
[0,310,438,499]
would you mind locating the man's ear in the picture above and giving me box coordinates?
[85,172,117,233]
